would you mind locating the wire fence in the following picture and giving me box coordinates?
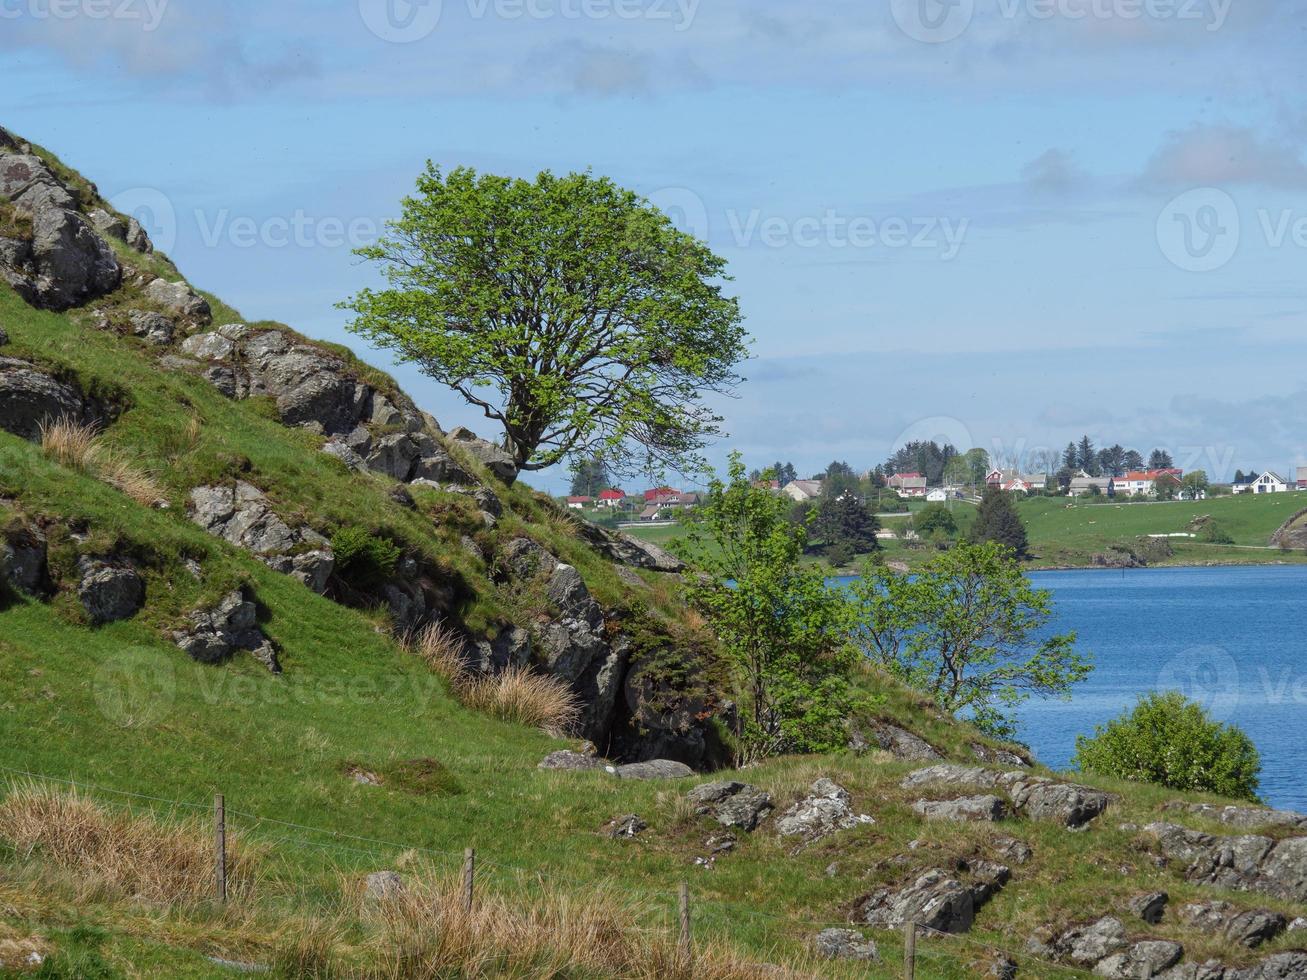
[0,761,1093,978]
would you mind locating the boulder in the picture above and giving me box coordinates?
[686,781,774,831]
[775,778,873,842]
[76,557,144,625]
[22,208,122,310]
[1253,953,1307,979]
[971,742,1032,767]
[0,357,96,440]
[913,795,1008,823]
[127,310,174,346]
[172,589,279,672]
[996,771,1111,828]
[124,217,152,253]
[862,721,943,761]
[180,331,235,362]
[612,759,694,780]
[322,439,367,471]
[571,519,686,572]
[144,278,212,325]
[445,426,518,483]
[1064,917,1129,967]
[89,208,126,240]
[813,928,879,962]
[900,764,998,792]
[409,448,473,485]
[993,836,1034,865]
[1177,902,1286,949]
[859,869,980,934]
[538,750,608,772]
[1127,892,1169,925]
[1093,941,1184,978]
[0,153,77,213]
[1164,801,1307,832]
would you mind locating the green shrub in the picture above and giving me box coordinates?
[1198,520,1234,545]
[1074,692,1260,800]
[330,526,401,590]
[913,503,957,537]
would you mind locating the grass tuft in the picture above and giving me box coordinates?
[39,417,165,507]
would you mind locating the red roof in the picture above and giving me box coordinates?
[566,496,593,504]
[644,487,680,502]
[598,489,626,500]
[891,472,923,479]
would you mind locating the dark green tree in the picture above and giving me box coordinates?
[1149,448,1175,469]
[969,487,1029,559]
[1077,436,1098,475]
[343,166,749,476]
[1123,449,1145,471]
[1062,442,1079,471]
[569,455,611,497]
[817,491,881,556]
[913,503,958,538]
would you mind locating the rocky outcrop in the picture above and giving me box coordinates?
[538,750,606,771]
[445,426,518,484]
[913,795,1008,823]
[604,814,647,839]
[686,780,774,831]
[0,357,102,441]
[858,860,1009,934]
[611,759,694,780]
[188,482,333,593]
[127,310,174,346]
[570,518,686,573]
[971,742,1031,768]
[901,764,1111,829]
[857,721,942,761]
[775,778,873,842]
[1164,801,1307,832]
[172,589,279,672]
[76,557,144,625]
[1144,822,1307,903]
[1127,891,1168,924]
[143,278,211,325]
[1176,901,1287,949]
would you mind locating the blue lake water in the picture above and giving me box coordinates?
[842,565,1307,811]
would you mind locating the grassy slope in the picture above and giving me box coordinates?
[1,145,1304,977]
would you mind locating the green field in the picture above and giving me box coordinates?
[624,492,1307,571]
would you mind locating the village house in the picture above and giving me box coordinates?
[987,469,1047,493]
[926,487,949,503]
[643,487,681,506]
[886,472,927,497]
[1247,471,1290,494]
[1068,475,1114,496]
[1298,466,1307,490]
[782,479,824,502]
[597,489,626,508]
[565,495,593,510]
[1112,468,1182,496]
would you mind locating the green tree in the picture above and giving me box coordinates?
[1182,470,1209,496]
[1077,436,1099,475]
[1149,448,1175,469]
[1074,692,1260,801]
[676,454,860,758]
[849,542,1091,738]
[913,503,958,538]
[569,455,611,497]
[1123,449,1145,471]
[969,487,1029,558]
[817,491,881,556]
[343,166,749,476]
[1062,441,1079,471]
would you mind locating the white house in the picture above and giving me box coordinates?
[782,479,823,502]
[1068,476,1114,496]
[925,488,949,503]
[1250,471,1290,494]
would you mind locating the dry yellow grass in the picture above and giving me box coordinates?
[39,417,165,507]
[410,623,581,736]
[0,783,253,904]
[354,871,819,980]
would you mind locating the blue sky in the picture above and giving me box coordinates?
[4,0,1307,490]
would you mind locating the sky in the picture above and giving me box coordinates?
[4,0,1307,491]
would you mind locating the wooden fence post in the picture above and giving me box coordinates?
[903,920,916,980]
[462,847,476,912]
[678,881,692,960]
[213,793,227,904]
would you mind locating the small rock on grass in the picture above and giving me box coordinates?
[814,928,879,962]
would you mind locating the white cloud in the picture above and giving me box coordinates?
[1140,124,1307,190]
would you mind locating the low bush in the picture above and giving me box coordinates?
[1074,691,1260,800]
[1198,520,1235,545]
[331,525,402,590]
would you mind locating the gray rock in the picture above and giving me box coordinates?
[11,207,121,311]
[867,722,943,761]
[1178,902,1287,949]
[144,278,211,324]
[570,519,686,572]
[364,871,404,900]
[538,750,607,771]
[180,331,235,361]
[997,771,1111,828]
[913,795,1008,823]
[971,741,1032,767]
[775,778,873,842]
[605,814,647,839]
[127,310,174,346]
[1064,917,1129,966]
[993,836,1034,865]
[813,928,879,962]
[322,439,367,471]
[1,522,48,597]
[1288,916,1307,932]
[612,759,694,780]
[859,869,980,934]
[1165,802,1307,831]
[1093,941,1184,978]
[88,208,126,240]
[445,426,518,483]
[687,781,774,831]
[0,325,7,346]
[0,356,95,440]
[1253,953,1307,979]
[0,153,77,213]
[1127,892,1168,924]
[173,589,279,672]
[409,448,473,485]
[900,764,998,792]
[76,557,144,625]
[1145,823,1307,903]
[502,537,557,580]
[124,217,151,253]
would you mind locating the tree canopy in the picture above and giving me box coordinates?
[343,165,749,474]
[969,487,1029,558]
